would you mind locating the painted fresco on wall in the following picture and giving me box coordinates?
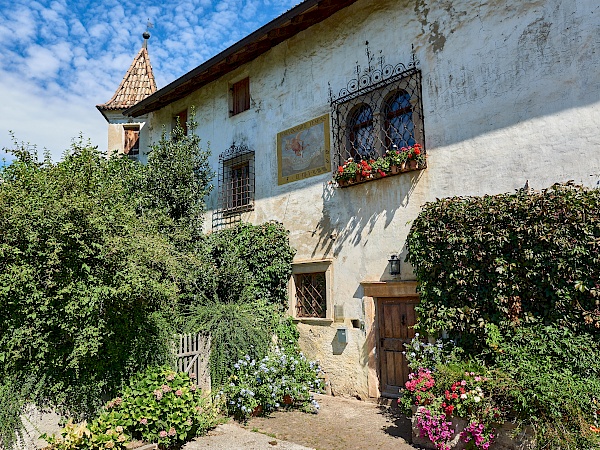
[277,114,330,185]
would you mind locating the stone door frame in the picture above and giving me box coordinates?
[361,281,418,399]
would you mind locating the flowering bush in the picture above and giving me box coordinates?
[415,407,454,450]
[43,366,219,450]
[222,347,323,420]
[401,368,498,450]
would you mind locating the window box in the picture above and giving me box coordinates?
[333,144,426,187]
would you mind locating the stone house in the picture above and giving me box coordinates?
[109,0,600,399]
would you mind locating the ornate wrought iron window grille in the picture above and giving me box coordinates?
[295,272,327,318]
[212,143,255,230]
[329,44,425,166]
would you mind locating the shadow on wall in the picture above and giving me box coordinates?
[310,170,424,258]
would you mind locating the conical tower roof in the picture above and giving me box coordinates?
[97,44,157,120]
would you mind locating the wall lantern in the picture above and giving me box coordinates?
[389,254,401,276]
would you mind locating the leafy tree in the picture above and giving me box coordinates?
[0,138,187,422]
[141,113,213,241]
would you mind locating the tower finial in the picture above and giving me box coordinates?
[143,20,153,48]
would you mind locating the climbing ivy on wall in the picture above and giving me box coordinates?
[406,182,600,346]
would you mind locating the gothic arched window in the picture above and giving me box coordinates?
[347,104,375,159]
[384,91,415,150]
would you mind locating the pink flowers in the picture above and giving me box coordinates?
[461,421,495,450]
[168,427,176,437]
[175,389,183,396]
[190,384,197,391]
[153,389,163,400]
[139,418,148,425]
[416,407,454,450]
[405,369,435,392]
[159,430,167,438]
[166,373,175,381]
[161,384,171,393]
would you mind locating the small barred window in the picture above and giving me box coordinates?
[212,143,255,230]
[295,272,327,318]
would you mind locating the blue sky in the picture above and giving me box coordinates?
[0,0,301,162]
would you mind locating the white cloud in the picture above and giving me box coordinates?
[25,44,62,79]
[0,71,107,159]
[0,0,310,161]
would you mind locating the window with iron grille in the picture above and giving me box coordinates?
[212,143,255,230]
[295,272,327,318]
[330,48,425,165]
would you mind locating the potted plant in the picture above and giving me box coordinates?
[371,156,390,178]
[407,143,426,170]
[333,158,360,186]
[386,145,409,173]
[358,159,374,180]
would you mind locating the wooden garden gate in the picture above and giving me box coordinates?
[176,332,211,391]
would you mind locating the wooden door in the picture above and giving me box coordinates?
[377,297,418,397]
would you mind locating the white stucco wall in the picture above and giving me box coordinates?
[103,110,151,164]
[143,0,600,398]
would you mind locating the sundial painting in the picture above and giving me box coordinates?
[277,114,331,185]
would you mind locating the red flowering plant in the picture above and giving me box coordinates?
[404,368,437,406]
[370,157,390,177]
[406,143,426,166]
[332,158,360,182]
[385,145,409,167]
[358,159,374,178]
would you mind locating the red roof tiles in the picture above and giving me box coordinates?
[97,47,157,116]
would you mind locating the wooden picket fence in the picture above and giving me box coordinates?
[176,332,211,392]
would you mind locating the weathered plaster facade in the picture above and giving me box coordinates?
[103,111,152,163]
[133,0,600,398]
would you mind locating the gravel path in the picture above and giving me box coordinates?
[184,394,418,450]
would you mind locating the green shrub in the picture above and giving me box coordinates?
[182,222,296,387]
[405,183,600,448]
[406,182,600,342]
[483,324,600,448]
[222,347,323,420]
[204,222,295,309]
[43,366,218,450]
[185,300,279,387]
[0,141,180,419]
[0,378,39,450]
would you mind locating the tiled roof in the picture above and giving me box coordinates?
[125,0,359,117]
[97,47,157,113]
